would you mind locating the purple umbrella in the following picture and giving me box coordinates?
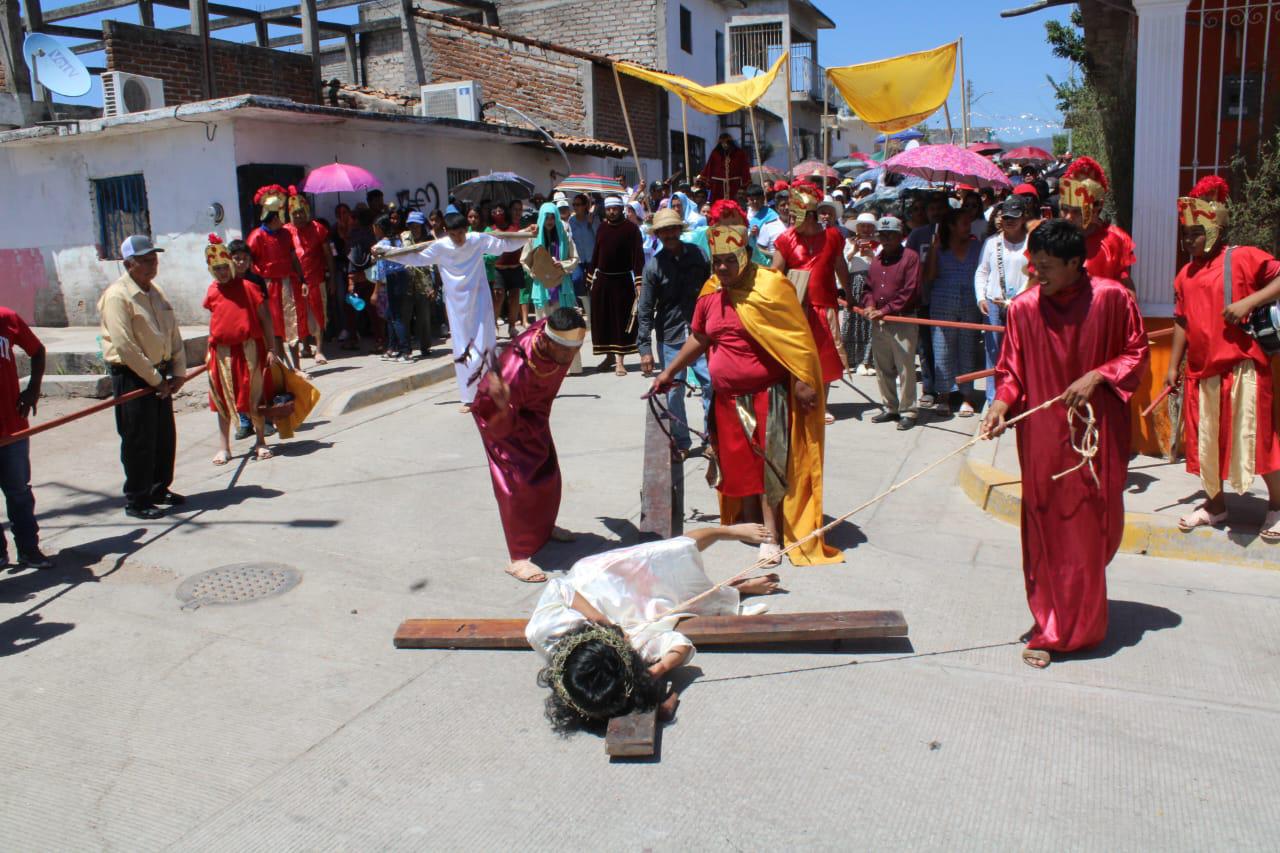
[882,144,1011,190]
[301,162,382,194]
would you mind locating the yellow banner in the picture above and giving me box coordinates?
[826,42,958,133]
[617,53,786,115]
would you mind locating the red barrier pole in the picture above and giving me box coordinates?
[0,364,209,449]
[955,367,997,384]
[854,307,1004,333]
[1140,383,1176,418]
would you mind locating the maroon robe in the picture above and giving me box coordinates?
[588,218,644,356]
[700,143,751,202]
[995,276,1148,653]
[471,320,571,560]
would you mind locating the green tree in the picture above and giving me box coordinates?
[1231,129,1280,255]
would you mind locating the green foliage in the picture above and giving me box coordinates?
[1052,134,1070,156]
[1045,10,1089,117]
[1230,129,1280,255]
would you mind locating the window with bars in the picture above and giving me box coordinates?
[679,6,692,54]
[729,21,783,76]
[93,174,151,261]
[446,167,479,192]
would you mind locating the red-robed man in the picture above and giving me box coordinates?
[699,133,752,203]
[1058,156,1136,290]
[247,184,308,366]
[981,219,1148,670]
[1168,176,1280,538]
[284,187,334,366]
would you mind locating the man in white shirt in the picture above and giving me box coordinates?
[973,196,1031,408]
[746,183,787,259]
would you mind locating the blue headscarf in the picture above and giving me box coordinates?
[532,201,570,258]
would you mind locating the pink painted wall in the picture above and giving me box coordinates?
[0,248,46,322]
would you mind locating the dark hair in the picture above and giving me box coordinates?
[746,183,765,197]
[373,214,393,234]
[1027,218,1087,263]
[444,212,467,231]
[354,208,374,228]
[547,306,587,333]
[366,189,383,201]
[535,624,660,735]
[335,202,351,215]
[938,206,971,245]
[227,239,251,257]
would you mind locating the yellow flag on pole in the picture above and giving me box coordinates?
[616,52,786,115]
[825,42,958,133]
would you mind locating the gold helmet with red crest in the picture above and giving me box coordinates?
[1059,156,1109,230]
[287,185,310,219]
[253,184,288,222]
[1177,175,1230,253]
[708,224,750,268]
[205,233,232,272]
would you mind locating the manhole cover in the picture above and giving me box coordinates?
[176,563,301,609]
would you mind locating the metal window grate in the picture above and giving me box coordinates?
[446,167,479,192]
[93,174,151,260]
[729,21,783,76]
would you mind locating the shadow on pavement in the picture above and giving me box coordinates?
[269,440,335,458]
[823,517,867,551]
[827,401,880,422]
[1068,600,1183,661]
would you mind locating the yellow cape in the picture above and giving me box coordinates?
[268,362,321,439]
[699,265,842,565]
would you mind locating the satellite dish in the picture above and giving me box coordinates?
[23,33,92,98]
[742,65,762,79]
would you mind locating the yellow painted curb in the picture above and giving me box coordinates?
[958,456,1280,571]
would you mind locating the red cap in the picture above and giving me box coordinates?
[772,180,790,192]
[1013,183,1040,200]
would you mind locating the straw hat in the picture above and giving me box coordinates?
[651,208,686,231]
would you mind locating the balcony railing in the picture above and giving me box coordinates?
[762,42,824,100]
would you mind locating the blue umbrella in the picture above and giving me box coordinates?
[852,167,882,185]
[873,128,926,144]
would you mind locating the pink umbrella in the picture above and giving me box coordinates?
[792,159,839,180]
[1003,146,1053,164]
[967,141,1003,157]
[301,162,382,194]
[883,144,1011,190]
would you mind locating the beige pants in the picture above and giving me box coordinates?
[871,321,918,415]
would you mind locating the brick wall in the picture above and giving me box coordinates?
[103,21,318,105]
[494,0,660,65]
[362,27,409,93]
[591,63,661,160]
[423,25,587,136]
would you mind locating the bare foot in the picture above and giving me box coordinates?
[505,559,547,583]
[727,522,772,545]
[212,449,230,466]
[253,444,273,461]
[314,354,329,366]
[1022,648,1050,669]
[459,404,473,414]
[550,526,577,542]
[732,573,781,596]
[657,688,680,722]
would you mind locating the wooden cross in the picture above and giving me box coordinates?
[394,610,909,760]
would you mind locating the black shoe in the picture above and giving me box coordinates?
[17,548,54,570]
[897,416,917,431]
[870,411,900,424]
[125,504,165,520]
[234,424,253,441]
[153,491,186,506]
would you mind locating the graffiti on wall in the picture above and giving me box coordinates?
[394,183,442,214]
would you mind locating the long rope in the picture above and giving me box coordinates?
[635,391,1092,630]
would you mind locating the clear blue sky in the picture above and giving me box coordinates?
[817,0,1075,142]
[34,0,1076,140]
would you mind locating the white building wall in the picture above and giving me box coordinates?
[664,0,730,175]
[0,115,657,326]
[0,124,238,326]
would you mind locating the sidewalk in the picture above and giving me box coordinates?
[959,427,1280,570]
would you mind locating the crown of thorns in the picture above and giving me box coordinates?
[549,624,636,720]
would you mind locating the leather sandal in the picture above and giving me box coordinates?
[1262,509,1280,542]
[1178,505,1228,532]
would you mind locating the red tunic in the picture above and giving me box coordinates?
[1174,246,1280,482]
[995,276,1148,654]
[286,220,331,338]
[204,278,274,417]
[1084,224,1136,285]
[699,144,751,202]
[693,290,789,496]
[247,225,306,342]
[774,226,845,382]
[0,308,43,437]
[470,321,571,560]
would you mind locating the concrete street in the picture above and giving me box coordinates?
[2,358,1278,851]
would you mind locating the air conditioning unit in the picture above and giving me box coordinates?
[101,72,166,118]
[419,81,482,122]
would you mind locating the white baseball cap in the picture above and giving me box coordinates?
[120,234,164,260]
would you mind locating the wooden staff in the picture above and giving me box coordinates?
[681,98,691,190]
[855,307,1004,333]
[1146,327,1174,341]
[612,63,646,193]
[748,105,766,193]
[1141,383,1177,418]
[783,51,794,176]
[0,364,210,449]
[956,367,996,384]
